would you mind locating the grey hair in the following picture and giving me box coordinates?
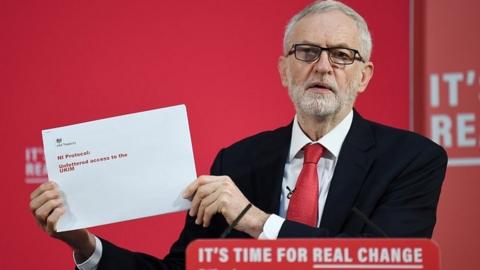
[283,0,372,61]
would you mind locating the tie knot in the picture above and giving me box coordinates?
[303,143,324,164]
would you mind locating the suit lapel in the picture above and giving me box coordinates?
[320,112,375,234]
[250,124,292,215]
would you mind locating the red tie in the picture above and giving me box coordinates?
[286,143,324,227]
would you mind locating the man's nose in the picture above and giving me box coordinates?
[313,50,333,73]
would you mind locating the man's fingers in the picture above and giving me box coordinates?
[29,182,50,200]
[34,198,64,224]
[45,207,65,235]
[202,200,221,227]
[183,175,239,227]
[189,181,222,217]
[195,189,221,224]
[183,180,198,199]
[30,181,57,200]
[183,175,221,199]
[29,189,61,213]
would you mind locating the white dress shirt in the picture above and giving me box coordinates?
[76,110,354,269]
[259,110,353,239]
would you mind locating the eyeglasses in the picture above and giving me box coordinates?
[287,43,364,65]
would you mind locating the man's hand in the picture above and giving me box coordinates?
[183,175,269,238]
[30,181,96,262]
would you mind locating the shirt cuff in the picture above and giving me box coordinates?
[74,236,103,270]
[258,214,285,240]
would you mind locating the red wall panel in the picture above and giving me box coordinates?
[0,1,411,269]
[413,0,480,269]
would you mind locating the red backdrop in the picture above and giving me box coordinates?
[413,0,480,269]
[7,0,474,269]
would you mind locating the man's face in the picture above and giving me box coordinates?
[279,10,373,119]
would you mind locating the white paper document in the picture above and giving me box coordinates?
[42,105,196,232]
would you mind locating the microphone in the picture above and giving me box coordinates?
[351,206,388,237]
[286,186,295,199]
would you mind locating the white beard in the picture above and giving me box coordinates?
[287,73,360,118]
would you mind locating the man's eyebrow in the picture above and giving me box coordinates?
[328,43,355,49]
[298,40,355,49]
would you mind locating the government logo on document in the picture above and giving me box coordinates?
[56,137,76,148]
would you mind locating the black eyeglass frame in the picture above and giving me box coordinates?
[287,43,365,65]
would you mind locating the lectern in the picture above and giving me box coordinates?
[187,239,440,270]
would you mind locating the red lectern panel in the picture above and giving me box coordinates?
[187,239,440,270]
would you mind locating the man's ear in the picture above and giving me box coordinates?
[357,61,374,93]
[278,56,289,87]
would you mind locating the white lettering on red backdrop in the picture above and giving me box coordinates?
[25,147,47,183]
[429,69,480,166]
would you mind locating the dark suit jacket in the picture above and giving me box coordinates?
[95,111,447,270]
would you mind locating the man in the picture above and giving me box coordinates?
[30,1,447,269]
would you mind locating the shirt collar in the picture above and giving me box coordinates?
[289,110,353,161]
